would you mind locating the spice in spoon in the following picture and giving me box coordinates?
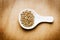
[21,10,34,27]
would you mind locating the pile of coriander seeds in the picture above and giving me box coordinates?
[21,10,34,27]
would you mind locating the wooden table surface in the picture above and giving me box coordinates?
[0,0,60,40]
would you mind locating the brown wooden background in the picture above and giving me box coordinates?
[0,0,60,40]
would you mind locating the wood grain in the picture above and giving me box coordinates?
[0,0,60,40]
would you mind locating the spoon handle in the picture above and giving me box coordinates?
[40,16,54,23]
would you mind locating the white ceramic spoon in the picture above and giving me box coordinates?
[18,9,54,30]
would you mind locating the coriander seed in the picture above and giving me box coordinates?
[21,10,34,27]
